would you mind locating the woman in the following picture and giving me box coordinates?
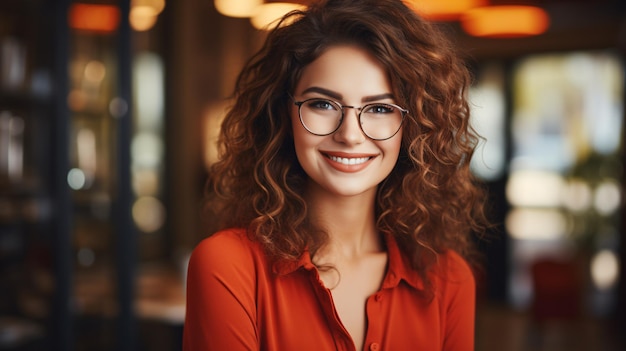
[184,0,488,350]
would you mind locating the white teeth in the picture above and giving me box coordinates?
[329,156,370,165]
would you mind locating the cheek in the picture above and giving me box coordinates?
[291,113,312,162]
[385,132,403,160]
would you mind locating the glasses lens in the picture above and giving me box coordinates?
[360,103,404,140]
[299,99,342,135]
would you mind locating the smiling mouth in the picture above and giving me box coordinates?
[326,154,372,165]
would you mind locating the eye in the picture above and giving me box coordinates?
[307,99,338,111]
[364,104,395,114]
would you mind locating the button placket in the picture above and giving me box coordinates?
[364,289,385,351]
[308,270,355,350]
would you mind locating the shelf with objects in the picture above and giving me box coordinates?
[0,1,178,350]
[0,0,61,350]
[66,1,181,351]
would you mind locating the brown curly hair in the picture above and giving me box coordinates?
[206,0,488,288]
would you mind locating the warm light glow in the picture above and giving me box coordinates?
[506,208,567,240]
[590,250,619,290]
[404,0,486,21]
[562,178,592,212]
[130,6,158,31]
[461,5,549,38]
[69,4,121,33]
[132,196,166,233]
[203,102,228,168]
[76,128,97,187]
[130,0,165,31]
[594,180,621,216]
[84,60,106,83]
[506,170,564,208]
[132,0,165,14]
[215,0,262,18]
[251,2,306,30]
[133,169,159,196]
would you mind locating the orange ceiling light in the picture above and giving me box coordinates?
[251,2,307,30]
[69,4,121,33]
[214,0,262,18]
[130,0,166,31]
[461,5,550,38]
[404,0,487,21]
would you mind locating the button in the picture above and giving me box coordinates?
[370,342,380,351]
[374,293,383,302]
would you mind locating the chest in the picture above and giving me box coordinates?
[323,256,388,350]
[255,270,442,351]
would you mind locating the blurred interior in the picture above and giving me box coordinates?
[0,0,625,350]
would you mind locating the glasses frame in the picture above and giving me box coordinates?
[293,97,408,141]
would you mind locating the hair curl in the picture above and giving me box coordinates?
[206,0,489,292]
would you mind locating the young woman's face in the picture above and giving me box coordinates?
[291,45,403,198]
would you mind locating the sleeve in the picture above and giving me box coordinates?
[441,251,476,351]
[182,231,259,351]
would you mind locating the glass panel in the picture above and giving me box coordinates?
[469,63,506,181]
[508,51,623,317]
[0,1,54,349]
[69,20,119,351]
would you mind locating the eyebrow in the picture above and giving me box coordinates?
[301,86,395,103]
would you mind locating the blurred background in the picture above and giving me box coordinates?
[0,0,624,350]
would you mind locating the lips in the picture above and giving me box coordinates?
[322,151,376,172]
[327,155,371,165]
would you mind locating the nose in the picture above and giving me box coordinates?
[333,107,366,144]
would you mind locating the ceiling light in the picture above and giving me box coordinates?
[69,4,120,33]
[214,0,263,18]
[404,0,486,21]
[461,5,550,38]
[250,2,306,30]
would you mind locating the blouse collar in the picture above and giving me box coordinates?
[272,232,424,291]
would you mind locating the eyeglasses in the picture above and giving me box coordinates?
[293,98,407,141]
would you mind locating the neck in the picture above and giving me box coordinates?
[305,184,383,261]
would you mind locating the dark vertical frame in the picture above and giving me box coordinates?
[617,52,626,346]
[115,0,137,350]
[467,60,511,303]
[51,0,73,350]
[493,59,515,302]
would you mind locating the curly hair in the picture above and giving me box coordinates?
[206,0,488,290]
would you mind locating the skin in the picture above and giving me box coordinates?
[291,45,403,351]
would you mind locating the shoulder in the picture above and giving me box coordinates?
[194,228,255,252]
[440,250,474,279]
[192,228,252,256]
[184,229,264,350]
[188,228,265,276]
[432,250,475,288]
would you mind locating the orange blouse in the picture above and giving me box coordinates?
[183,228,476,351]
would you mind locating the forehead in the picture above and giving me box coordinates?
[294,45,392,99]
